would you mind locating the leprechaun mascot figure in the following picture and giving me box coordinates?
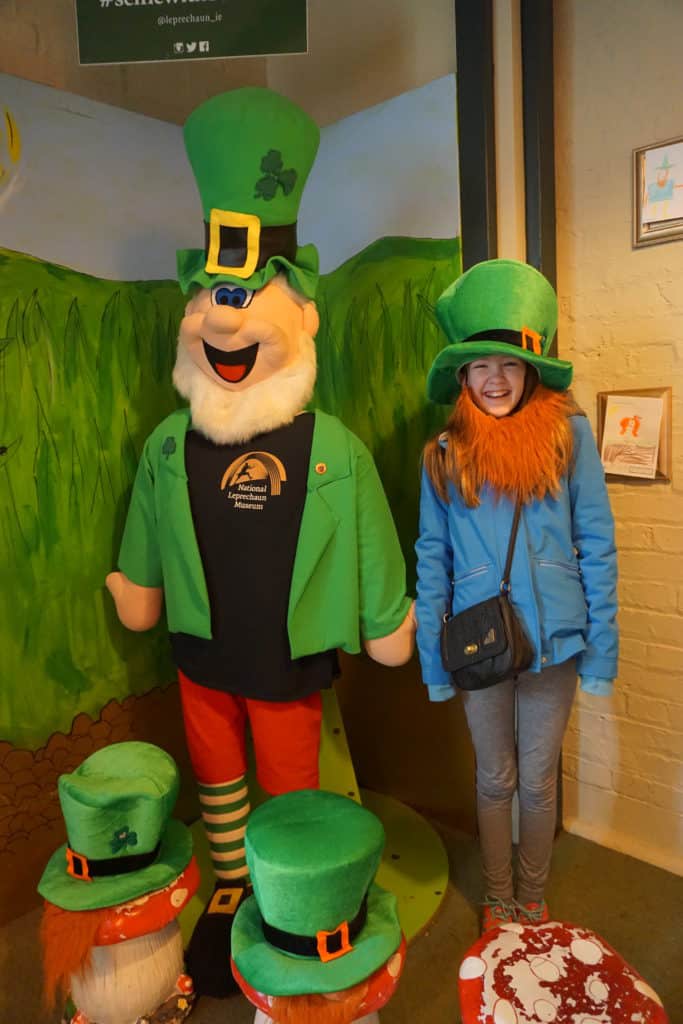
[106,88,415,997]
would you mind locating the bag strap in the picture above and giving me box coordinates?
[500,497,523,593]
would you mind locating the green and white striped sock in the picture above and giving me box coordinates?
[198,776,250,881]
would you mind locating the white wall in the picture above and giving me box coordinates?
[555,0,683,875]
[0,74,198,279]
[299,76,459,273]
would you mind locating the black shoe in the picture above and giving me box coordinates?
[184,879,251,998]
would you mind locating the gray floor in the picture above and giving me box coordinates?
[2,826,681,1023]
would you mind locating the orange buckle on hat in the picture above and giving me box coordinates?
[206,208,261,279]
[66,847,93,881]
[316,920,353,963]
[520,326,543,355]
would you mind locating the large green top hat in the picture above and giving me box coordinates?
[231,790,402,995]
[38,742,193,912]
[427,258,573,404]
[177,87,320,299]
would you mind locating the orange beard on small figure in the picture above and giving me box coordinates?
[269,981,368,1024]
[446,383,577,507]
[40,901,109,1009]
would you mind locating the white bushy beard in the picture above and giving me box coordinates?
[172,330,317,445]
[70,921,183,1024]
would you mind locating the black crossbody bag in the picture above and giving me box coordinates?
[440,499,534,691]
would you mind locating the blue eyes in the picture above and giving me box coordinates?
[211,285,254,309]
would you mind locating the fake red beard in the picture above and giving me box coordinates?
[41,901,109,1008]
[447,384,577,506]
[269,983,368,1024]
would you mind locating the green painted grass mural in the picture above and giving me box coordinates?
[0,237,460,746]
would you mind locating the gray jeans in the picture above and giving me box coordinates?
[461,659,577,904]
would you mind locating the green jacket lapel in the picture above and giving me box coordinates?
[288,412,351,621]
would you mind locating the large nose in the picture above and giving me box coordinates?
[202,304,247,337]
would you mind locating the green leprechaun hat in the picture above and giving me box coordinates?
[427,258,573,405]
[231,790,402,996]
[177,87,320,299]
[38,742,193,912]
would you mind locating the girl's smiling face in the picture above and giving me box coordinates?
[465,355,527,417]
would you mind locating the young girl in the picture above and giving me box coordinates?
[415,259,618,932]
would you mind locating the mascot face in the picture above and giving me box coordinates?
[179,276,319,391]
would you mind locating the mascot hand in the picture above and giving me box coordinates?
[106,572,163,632]
[363,601,416,667]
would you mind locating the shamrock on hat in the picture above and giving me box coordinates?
[38,740,194,911]
[176,87,321,299]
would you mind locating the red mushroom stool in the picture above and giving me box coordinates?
[458,921,668,1024]
[232,934,407,1023]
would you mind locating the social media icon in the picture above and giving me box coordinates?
[174,42,184,53]
[186,41,197,53]
[199,40,210,53]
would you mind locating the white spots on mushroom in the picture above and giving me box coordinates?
[387,952,402,978]
[493,998,518,1024]
[530,956,561,983]
[586,974,609,1002]
[171,887,188,908]
[533,999,558,1022]
[459,955,486,980]
[633,979,663,1006]
[570,938,603,965]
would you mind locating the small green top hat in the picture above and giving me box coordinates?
[656,154,674,171]
[177,87,320,299]
[427,258,573,405]
[231,790,401,995]
[38,742,193,912]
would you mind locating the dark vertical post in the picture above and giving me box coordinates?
[455,0,497,269]
[524,5,563,832]
[521,0,556,290]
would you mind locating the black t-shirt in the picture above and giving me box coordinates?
[170,413,338,700]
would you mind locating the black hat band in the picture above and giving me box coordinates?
[261,892,368,963]
[66,842,161,881]
[204,221,298,275]
[461,327,544,356]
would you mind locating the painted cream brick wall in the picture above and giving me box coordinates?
[555,0,683,875]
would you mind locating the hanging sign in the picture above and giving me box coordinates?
[75,0,308,66]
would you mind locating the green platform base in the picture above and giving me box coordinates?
[178,689,448,945]
[362,789,448,942]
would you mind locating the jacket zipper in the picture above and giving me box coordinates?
[453,563,490,583]
[537,559,580,574]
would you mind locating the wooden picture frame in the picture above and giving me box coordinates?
[597,387,672,482]
[633,136,683,248]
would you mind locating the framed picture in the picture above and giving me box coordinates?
[633,136,683,247]
[597,387,672,481]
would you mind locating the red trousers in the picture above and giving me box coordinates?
[178,670,322,794]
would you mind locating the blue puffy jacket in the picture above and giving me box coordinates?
[415,415,618,701]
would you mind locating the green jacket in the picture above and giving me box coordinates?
[118,409,410,657]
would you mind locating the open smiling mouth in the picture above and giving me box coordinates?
[202,339,259,383]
